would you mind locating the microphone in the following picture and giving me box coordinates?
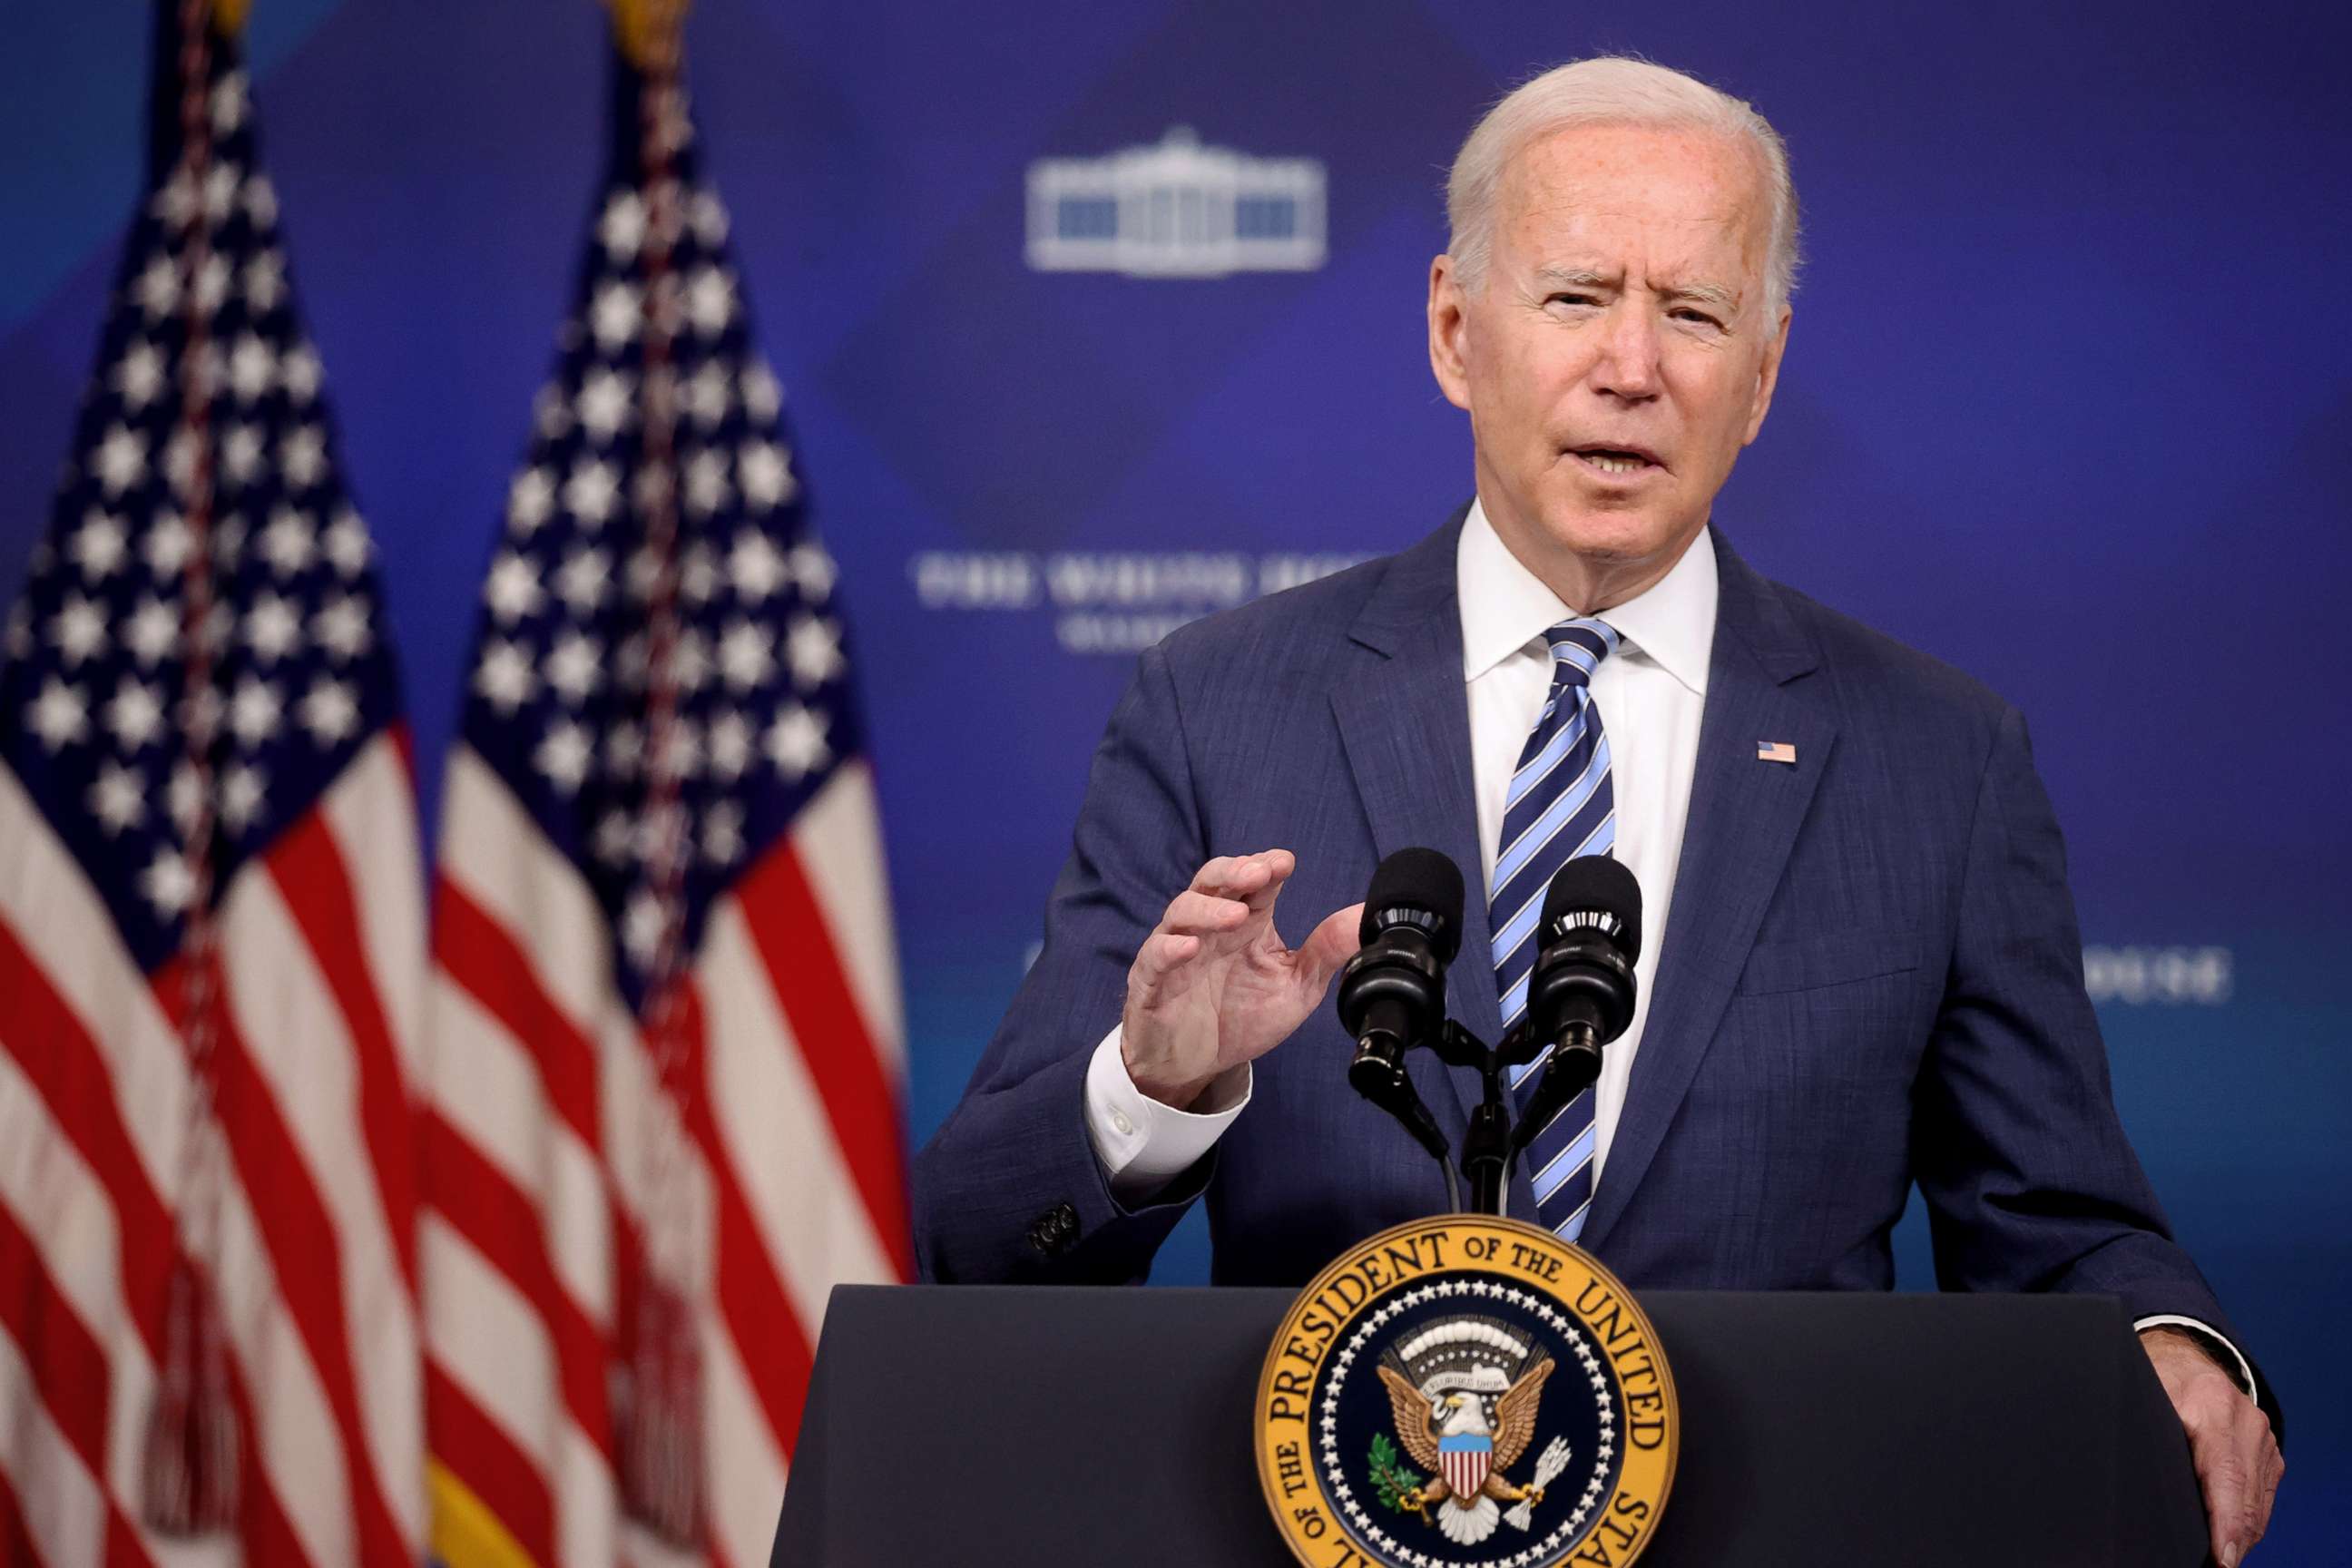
[1336,848,1463,1161]
[1512,856,1642,1156]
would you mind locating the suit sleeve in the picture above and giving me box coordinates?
[1915,705,2279,1432]
[912,641,1218,1283]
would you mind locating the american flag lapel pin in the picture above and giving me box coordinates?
[1757,740,1798,765]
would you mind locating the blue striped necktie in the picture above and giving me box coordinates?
[1492,618,1619,1240]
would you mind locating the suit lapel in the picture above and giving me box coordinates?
[1579,534,1838,1252]
[1328,510,1507,1150]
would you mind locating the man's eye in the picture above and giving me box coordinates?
[1671,309,1723,327]
[1546,293,1598,308]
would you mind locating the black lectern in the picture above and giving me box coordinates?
[772,1286,2207,1567]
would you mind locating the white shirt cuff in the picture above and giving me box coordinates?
[2134,1314,2257,1397]
[1083,1024,1251,1201]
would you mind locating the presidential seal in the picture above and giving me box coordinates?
[1256,1218,1676,1568]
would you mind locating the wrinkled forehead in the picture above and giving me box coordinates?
[1495,122,1772,289]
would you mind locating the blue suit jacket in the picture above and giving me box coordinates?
[915,516,2241,1344]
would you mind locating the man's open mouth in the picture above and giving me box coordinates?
[1567,445,1661,475]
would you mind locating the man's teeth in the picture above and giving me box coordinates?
[1580,450,1646,475]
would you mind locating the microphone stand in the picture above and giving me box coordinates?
[1357,1014,1601,1220]
[1431,1020,1549,1217]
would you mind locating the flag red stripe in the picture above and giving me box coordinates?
[0,916,172,1358]
[0,1466,161,1568]
[0,1469,47,1568]
[234,1457,327,1568]
[104,1512,151,1568]
[0,917,330,1568]
[433,877,601,1149]
[0,1205,122,1549]
[0,1230,162,1568]
[709,1150,814,1462]
[387,722,416,786]
[266,809,421,1293]
[730,841,912,1279]
[671,977,817,1460]
[164,959,412,1568]
[420,1112,613,1454]
[213,1333,331,1568]
[424,1362,556,1568]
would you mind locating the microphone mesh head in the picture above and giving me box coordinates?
[1540,854,1642,962]
[1359,847,1465,963]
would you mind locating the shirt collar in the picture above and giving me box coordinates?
[1455,497,1717,696]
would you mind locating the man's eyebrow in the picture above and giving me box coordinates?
[1533,266,1612,289]
[1530,268,1741,312]
[1657,280,1740,311]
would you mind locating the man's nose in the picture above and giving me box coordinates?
[1587,303,1662,401]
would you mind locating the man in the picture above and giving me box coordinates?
[915,57,2283,1560]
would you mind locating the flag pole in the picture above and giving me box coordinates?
[610,0,708,1547]
[142,0,243,1534]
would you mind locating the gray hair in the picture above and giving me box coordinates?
[1445,56,1801,315]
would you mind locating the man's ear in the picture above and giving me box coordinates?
[1427,254,1473,413]
[1740,305,1792,446]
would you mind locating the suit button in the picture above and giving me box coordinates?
[1028,1201,1080,1256]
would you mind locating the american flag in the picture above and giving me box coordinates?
[419,21,907,1568]
[0,5,425,1567]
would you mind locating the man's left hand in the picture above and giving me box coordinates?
[2140,1328,2283,1564]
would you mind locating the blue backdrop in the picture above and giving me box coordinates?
[4,0,2345,1553]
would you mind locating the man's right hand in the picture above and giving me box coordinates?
[1121,849,1363,1109]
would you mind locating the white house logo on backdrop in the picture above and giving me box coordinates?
[1026,127,1327,278]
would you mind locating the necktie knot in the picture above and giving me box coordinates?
[1544,618,1619,691]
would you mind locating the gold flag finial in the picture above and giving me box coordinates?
[211,0,252,35]
[609,0,691,74]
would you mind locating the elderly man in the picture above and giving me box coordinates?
[915,56,2282,1560]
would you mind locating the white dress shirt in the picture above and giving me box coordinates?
[1073,501,2254,1394]
[1457,499,1714,1186]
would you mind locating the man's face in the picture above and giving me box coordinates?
[1428,122,1790,600]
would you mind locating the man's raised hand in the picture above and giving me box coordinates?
[1121,850,1362,1109]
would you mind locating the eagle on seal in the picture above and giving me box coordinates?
[1377,1347,1556,1546]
